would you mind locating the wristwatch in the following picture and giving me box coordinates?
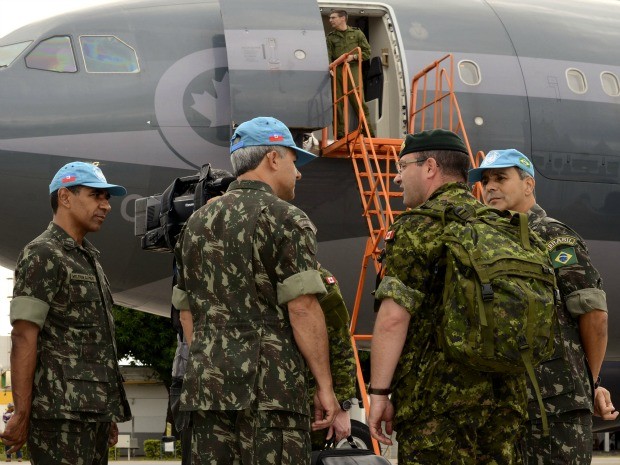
[340,398,357,411]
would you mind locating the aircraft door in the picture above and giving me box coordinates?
[220,0,332,129]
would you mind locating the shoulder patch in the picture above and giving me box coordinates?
[546,235,577,251]
[550,247,577,268]
[297,218,317,235]
[385,230,395,242]
[324,275,337,285]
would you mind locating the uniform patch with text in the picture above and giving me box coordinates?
[546,235,577,251]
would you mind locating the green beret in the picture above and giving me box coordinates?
[399,129,468,158]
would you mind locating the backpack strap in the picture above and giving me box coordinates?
[517,212,532,250]
[521,350,549,437]
[416,202,448,225]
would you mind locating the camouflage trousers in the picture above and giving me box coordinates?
[191,409,311,465]
[28,418,110,465]
[521,410,592,465]
[396,407,525,465]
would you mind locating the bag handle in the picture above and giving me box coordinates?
[322,435,358,450]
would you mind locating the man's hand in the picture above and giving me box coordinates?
[0,412,29,454]
[325,409,351,443]
[368,395,394,445]
[108,422,119,447]
[594,387,619,420]
[2,319,40,454]
[312,389,340,431]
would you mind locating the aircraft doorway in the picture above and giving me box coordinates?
[320,4,408,139]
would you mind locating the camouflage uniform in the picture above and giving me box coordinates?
[326,26,374,138]
[10,222,131,465]
[521,204,607,465]
[172,179,326,465]
[375,183,527,465]
[308,268,357,449]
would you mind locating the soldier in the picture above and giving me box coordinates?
[173,116,340,465]
[368,129,527,464]
[469,149,618,464]
[326,9,375,139]
[309,266,357,449]
[1,162,131,464]
[169,167,235,465]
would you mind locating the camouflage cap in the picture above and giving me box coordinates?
[468,149,535,183]
[399,129,468,158]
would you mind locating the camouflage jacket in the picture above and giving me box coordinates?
[375,183,527,426]
[307,268,357,405]
[173,180,326,417]
[526,204,607,419]
[10,222,131,422]
[326,26,371,64]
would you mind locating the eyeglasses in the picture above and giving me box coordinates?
[396,157,429,174]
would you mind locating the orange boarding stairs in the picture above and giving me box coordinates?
[320,52,483,455]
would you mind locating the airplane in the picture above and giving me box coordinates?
[1,0,619,436]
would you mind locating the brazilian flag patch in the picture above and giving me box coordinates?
[550,247,577,268]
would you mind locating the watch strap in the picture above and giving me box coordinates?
[368,386,391,395]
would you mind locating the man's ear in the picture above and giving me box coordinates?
[525,176,536,196]
[57,187,71,207]
[265,150,280,170]
[426,157,439,177]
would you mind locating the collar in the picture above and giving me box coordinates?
[47,222,100,256]
[528,203,547,219]
[228,179,276,195]
[426,182,471,203]
[330,26,352,34]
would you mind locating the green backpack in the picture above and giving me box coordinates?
[415,202,558,434]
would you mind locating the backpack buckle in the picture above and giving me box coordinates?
[481,283,494,301]
[452,205,476,221]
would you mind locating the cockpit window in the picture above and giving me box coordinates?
[80,36,139,73]
[0,41,32,67]
[25,36,77,72]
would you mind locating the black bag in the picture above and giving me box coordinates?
[311,437,390,465]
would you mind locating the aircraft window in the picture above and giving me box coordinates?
[457,60,481,86]
[0,41,32,67]
[601,71,620,97]
[80,36,139,73]
[566,68,587,94]
[25,36,77,72]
